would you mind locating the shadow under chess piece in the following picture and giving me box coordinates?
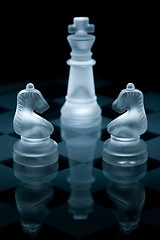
[103,159,147,234]
[103,83,148,166]
[13,83,58,166]
[60,17,101,128]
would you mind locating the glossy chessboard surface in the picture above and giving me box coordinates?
[0,78,160,239]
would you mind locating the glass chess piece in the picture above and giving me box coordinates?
[102,83,148,166]
[60,17,101,128]
[13,83,58,166]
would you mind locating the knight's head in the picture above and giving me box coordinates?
[25,83,49,113]
[112,83,143,113]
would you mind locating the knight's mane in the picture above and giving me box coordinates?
[126,90,144,108]
[125,90,147,128]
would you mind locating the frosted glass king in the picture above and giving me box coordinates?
[61,17,101,128]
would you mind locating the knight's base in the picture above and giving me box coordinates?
[102,135,148,166]
[13,137,59,167]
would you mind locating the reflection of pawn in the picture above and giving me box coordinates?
[13,83,58,166]
[103,159,147,233]
[103,83,148,166]
[60,17,101,128]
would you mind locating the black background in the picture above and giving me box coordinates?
[0,2,159,91]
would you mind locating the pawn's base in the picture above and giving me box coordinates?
[13,137,59,167]
[102,135,148,166]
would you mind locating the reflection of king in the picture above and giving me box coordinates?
[60,123,101,219]
[103,83,148,166]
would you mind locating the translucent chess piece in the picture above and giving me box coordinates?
[102,83,148,166]
[13,83,58,165]
[60,17,101,128]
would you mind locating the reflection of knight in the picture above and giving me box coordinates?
[60,122,101,219]
[103,159,147,233]
[15,183,53,236]
[13,83,58,165]
[103,83,148,166]
[13,153,58,236]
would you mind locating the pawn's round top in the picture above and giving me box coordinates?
[126,83,135,91]
[26,83,35,90]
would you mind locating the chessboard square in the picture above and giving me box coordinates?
[0,106,9,114]
[0,91,17,110]
[147,112,160,135]
[0,164,19,192]
[50,168,70,191]
[141,167,160,192]
[95,78,114,88]
[0,111,15,134]
[102,105,119,120]
[42,101,61,121]
[38,83,67,99]
[92,167,109,192]
[52,96,65,105]
[0,135,17,162]
[144,91,160,112]
[94,140,103,159]
[0,203,19,228]
[97,94,114,107]
[141,131,160,141]
[101,128,110,141]
[45,203,116,239]
[97,82,123,99]
[101,116,112,129]
[51,165,108,193]
[142,206,160,230]
[51,126,61,143]
[58,137,103,161]
[146,136,160,161]
[51,118,61,128]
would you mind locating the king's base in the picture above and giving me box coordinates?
[102,136,148,166]
[60,115,102,128]
[60,98,102,128]
[13,137,59,167]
